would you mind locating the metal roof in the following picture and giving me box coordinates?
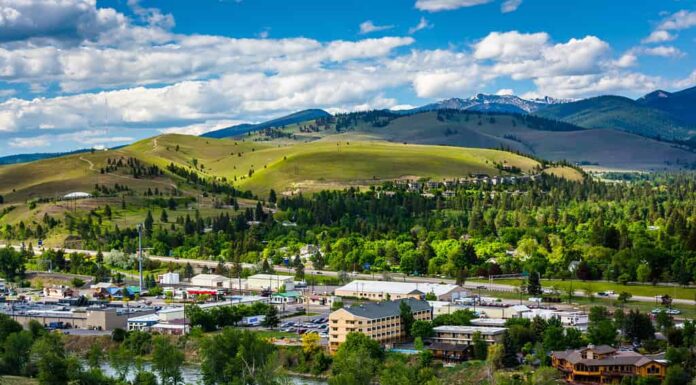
[337,280,462,296]
[342,298,431,319]
[433,325,507,334]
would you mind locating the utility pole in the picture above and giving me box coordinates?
[138,223,143,292]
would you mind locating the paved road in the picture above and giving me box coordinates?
[4,244,695,306]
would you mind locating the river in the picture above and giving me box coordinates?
[98,362,327,385]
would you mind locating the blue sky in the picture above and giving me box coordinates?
[0,0,695,156]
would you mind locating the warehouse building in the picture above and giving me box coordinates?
[190,274,231,288]
[335,280,468,301]
[246,274,294,292]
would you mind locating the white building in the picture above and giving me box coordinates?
[429,301,471,316]
[522,309,589,329]
[190,274,231,288]
[335,280,468,301]
[246,274,294,292]
[158,272,180,285]
[127,313,160,331]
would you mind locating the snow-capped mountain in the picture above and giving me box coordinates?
[408,93,572,114]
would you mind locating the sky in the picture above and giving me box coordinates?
[0,0,695,156]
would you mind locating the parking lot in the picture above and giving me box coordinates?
[279,316,329,339]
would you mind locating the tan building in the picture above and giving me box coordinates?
[335,280,467,301]
[246,274,295,292]
[328,298,432,353]
[12,308,154,330]
[551,345,667,384]
[431,325,507,346]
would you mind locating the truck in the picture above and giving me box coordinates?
[241,315,266,327]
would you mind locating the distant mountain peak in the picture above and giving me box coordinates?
[412,93,571,115]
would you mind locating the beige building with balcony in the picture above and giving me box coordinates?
[431,325,507,346]
[328,298,432,353]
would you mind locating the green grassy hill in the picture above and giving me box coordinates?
[534,95,696,140]
[0,134,542,204]
[248,110,696,170]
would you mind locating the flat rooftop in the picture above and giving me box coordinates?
[433,325,507,334]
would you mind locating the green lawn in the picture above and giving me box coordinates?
[472,278,696,301]
[251,330,299,340]
[1,376,38,385]
[480,286,696,319]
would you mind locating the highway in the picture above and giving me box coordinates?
[2,243,694,306]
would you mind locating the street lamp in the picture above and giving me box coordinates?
[568,261,579,304]
[137,223,143,292]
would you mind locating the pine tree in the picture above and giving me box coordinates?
[160,209,168,223]
[144,210,154,235]
[262,306,280,329]
[527,272,542,296]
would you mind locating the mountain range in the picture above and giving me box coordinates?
[198,85,696,142]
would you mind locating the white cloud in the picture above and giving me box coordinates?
[359,20,394,34]
[415,0,493,12]
[642,30,676,44]
[658,10,696,31]
[473,31,549,61]
[495,88,514,95]
[160,119,248,136]
[534,72,662,99]
[257,28,270,39]
[408,17,432,34]
[674,70,696,89]
[127,0,175,29]
[390,104,417,111]
[9,129,132,148]
[413,71,480,98]
[613,53,637,68]
[640,45,685,58]
[0,0,128,43]
[501,0,522,13]
[9,136,50,148]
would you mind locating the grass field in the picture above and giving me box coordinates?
[1,376,38,385]
[473,278,696,300]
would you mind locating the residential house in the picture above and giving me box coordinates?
[551,345,667,384]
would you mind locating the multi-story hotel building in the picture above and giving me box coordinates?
[328,298,432,353]
[551,345,667,384]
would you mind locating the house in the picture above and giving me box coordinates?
[551,345,667,384]
[427,342,470,361]
[43,286,74,299]
[246,274,294,292]
[270,290,302,304]
[158,272,180,285]
[299,244,322,261]
[431,325,507,346]
[328,298,432,353]
[334,280,468,301]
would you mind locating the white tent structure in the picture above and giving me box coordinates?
[63,192,92,200]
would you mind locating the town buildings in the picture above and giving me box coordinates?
[335,280,467,301]
[328,298,432,353]
[551,345,667,384]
